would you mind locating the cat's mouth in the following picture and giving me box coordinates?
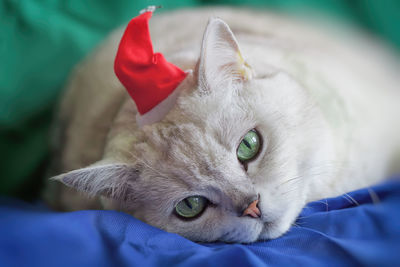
[255,221,285,241]
[257,213,299,241]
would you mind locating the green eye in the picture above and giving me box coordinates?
[237,129,261,162]
[175,196,208,219]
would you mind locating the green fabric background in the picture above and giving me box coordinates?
[1,0,399,199]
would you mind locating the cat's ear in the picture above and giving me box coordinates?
[51,160,140,200]
[197,18,253,93]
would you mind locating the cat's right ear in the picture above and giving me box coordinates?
[51,160,140,201]
[197,18,253,93]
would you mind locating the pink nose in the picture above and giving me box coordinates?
[242,199,261,218]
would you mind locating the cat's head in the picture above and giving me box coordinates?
[53,18,332,242]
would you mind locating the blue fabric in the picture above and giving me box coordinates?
[1,178,399,267]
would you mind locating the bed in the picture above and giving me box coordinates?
[1,178,399,266]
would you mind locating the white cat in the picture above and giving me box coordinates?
[45,8,400,243]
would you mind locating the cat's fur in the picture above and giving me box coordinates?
[45,8,400,243]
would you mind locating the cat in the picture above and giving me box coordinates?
[44,7,400,243]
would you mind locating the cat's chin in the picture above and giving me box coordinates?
[257,217,295,241]
[216,219,292,243]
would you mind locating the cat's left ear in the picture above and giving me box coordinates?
[197,18,253,92]
[51,160,140,200]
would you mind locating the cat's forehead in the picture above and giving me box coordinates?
[146,121,218,153]
[143,117,240,169]
[139,122,231,188]
[173,88,257,135]
[150,97,256,153]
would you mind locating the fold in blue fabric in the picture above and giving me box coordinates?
[1,178,399,267]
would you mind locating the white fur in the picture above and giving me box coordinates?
[46,8,400,243]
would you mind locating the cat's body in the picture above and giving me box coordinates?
[45,8,400,243]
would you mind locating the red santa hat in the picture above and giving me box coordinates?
[114,6,188,127]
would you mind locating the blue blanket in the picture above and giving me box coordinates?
[1,178,399,267]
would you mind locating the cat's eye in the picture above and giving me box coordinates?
[237,129,261,162]
[175,196,208,219]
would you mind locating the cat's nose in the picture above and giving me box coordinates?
[242,199,261,218]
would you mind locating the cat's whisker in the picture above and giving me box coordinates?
[291,222,301,228]
[311,199,329,211]
[274,161,349,191]
[276,175,303,189]
[342,193,360,206]
[367,188,381,204]
[296,214,313,220]
[280,186,301,196]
